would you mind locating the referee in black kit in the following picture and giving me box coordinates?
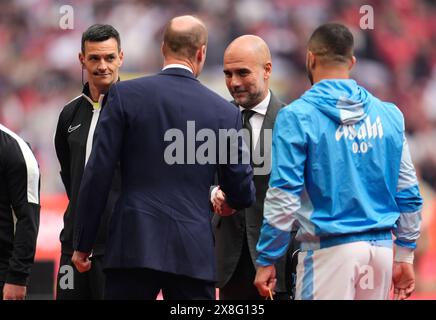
[0,124,40,300]
[54,24,123,299]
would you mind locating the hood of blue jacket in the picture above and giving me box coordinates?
[301,79,372,125]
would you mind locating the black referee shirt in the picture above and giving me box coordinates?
[54,83,120,256]
[0,124,40,286]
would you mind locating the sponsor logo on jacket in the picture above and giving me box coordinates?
[335,116,383,142]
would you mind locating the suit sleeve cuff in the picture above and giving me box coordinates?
[210,186,219,202]
[6,271,28,286]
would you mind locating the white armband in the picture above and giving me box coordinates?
[394,245,414,264]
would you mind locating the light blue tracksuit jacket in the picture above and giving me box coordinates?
[257,79,423,266]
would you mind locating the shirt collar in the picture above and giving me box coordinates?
[239,90,271,116]
[82,81,119,110]
[82,87,104,110]
[162,64,193,74]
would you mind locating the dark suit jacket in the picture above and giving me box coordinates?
[213,92,296,293]
[73,68,255,282]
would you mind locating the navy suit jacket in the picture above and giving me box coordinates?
[73,68,255,282]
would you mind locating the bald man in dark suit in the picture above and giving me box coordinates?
[212,35,298,300]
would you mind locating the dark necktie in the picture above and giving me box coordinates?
[242,109,256,160]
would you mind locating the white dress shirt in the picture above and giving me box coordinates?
[162,64,193,74]
[211,91,271,203]
[240,90,270,149]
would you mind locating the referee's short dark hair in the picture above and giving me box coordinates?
[308,23,354,65]
[81,24,121,53]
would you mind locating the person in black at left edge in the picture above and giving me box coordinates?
[54,24,123,299]
[0,123,40,300]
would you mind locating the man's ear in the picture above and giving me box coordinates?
[307,50,316,69]
[264,61,272,80]
[78,52,85,68]
[197,44,206,63]
[118,50,124,67]
[349,55,357,70]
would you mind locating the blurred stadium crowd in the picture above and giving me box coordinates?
[0,0,436,294]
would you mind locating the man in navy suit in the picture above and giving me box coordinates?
[71,15,255,300]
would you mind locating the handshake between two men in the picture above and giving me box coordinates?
[211,187,236,216]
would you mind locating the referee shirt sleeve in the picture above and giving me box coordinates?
[3,138,40,286]
[54,108,72,199]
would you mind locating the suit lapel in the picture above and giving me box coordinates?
[252,92,285,168]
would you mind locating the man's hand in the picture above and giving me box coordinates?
[72,250,92,273]
[212,188,236,216]
[3,283,26,300]
[392,262,415,300]
[254,265,277,298]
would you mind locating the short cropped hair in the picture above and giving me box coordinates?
[81,24,121,53]
[163,20,207,59]
[308,23,354,64]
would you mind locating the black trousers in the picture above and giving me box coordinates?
[104,268,215,300]
[219,236,293,300]
[219,237,262,300]
[56,253,105,300]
